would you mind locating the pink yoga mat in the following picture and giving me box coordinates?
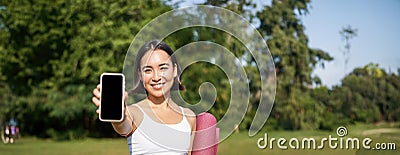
[192,112,219,155]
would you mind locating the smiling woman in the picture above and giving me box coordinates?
[130,40,185,95]
[92,40,197,155]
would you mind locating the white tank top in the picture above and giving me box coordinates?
[127,105,191,155]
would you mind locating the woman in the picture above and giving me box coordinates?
[92,40,196,155]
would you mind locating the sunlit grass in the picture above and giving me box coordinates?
[0,137,129,155]
[0,123,398,155]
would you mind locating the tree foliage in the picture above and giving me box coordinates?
[0,0,399,140]
[338,63,400,122]
[0,0,172,139]
[256,0,333,130]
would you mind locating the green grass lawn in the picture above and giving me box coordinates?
[0,137,129,155]
[1,123,398,155]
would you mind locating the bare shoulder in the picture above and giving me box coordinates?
[126,100,146,123]
[183,107,196,117]
[183,108,196,129]
[127,99,146,111]
[127,103,141,114]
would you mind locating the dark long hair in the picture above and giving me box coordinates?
[129,40,185,94]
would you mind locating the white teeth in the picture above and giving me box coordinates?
[152,83,163,89]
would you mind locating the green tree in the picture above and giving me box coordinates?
[256,0,333,130]
[337,63,400,123]
[340,25,358,73]
[0,0,172,139]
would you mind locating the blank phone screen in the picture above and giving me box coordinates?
[100,74,124,121]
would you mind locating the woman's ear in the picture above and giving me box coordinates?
[173,64,178,78]
[137,69,143,81]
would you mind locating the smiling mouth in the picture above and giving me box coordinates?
[150,83,165,90]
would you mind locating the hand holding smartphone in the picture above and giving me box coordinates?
[99,73,125,122]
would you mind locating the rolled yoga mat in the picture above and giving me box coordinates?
[192,112,219,155]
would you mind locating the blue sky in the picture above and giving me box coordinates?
[302,0,400,87]
[177,0,400,87]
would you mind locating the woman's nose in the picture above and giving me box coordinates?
[152,70,162,81]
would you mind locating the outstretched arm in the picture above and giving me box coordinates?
[92,84,133,137]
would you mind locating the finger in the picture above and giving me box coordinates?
[93,87,100,98]
[96,108,100,114]
[92,96,100,107]
[124,91,128,103]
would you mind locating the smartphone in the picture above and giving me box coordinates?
[99,73,125,122]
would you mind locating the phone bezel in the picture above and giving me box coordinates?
[99,73,125,122]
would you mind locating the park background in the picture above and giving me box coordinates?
[0,0,399,154]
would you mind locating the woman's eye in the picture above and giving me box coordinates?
[160,67,168,71]
[143,69,152,73]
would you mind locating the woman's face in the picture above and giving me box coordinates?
[140,49,177,99]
